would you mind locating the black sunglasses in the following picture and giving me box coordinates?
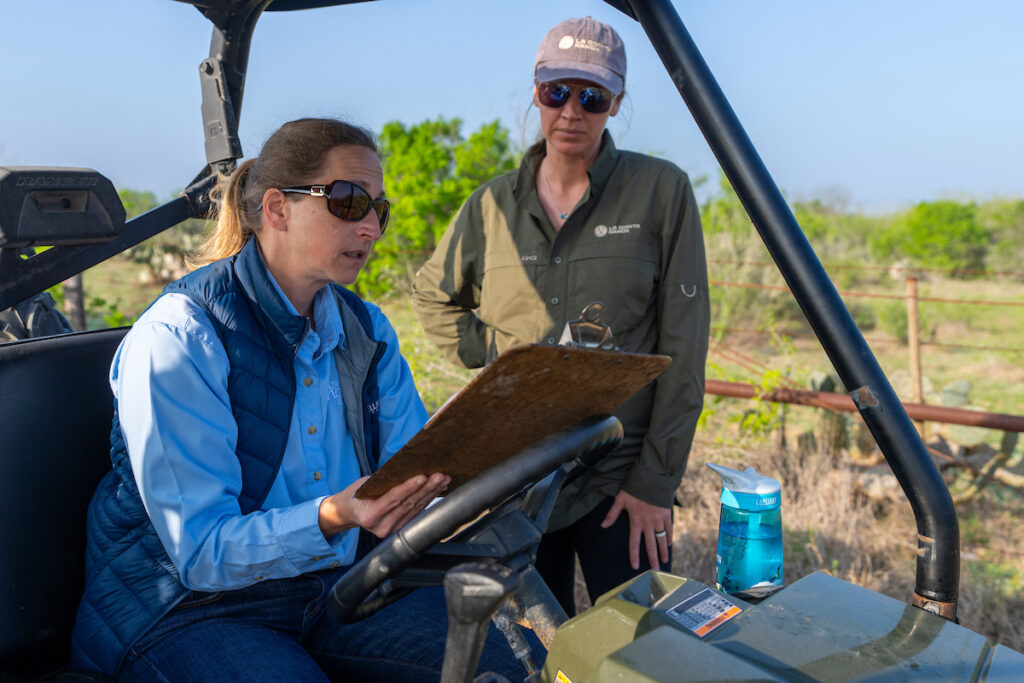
[280,180,390,233]
[536,80,617,114]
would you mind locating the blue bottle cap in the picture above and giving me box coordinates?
[721,488,781,511]
[706,463,781,512]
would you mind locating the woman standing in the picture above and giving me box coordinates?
[71,118,523,681]
[413,18,709,615]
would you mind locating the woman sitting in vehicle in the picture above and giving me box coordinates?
[70,118,524,682]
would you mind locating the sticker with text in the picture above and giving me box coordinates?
[554,670,573,683]
[665,588,741,638]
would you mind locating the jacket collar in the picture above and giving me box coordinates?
[233,238,309,356]
[515,129,619,200]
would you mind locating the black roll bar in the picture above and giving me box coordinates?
[0,176,215,313]
[193,0,273,174]
[0,0,266,309]
[607,0,959,618]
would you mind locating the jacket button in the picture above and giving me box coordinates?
[551,297,559,305]
[312,556,322,562]
[330,561,339,568]
[554,256,562,264]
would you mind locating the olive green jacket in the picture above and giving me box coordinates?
[413,132,709,529]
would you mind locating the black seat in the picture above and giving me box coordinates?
[0,329,128,680]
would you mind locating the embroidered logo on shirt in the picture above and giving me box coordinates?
[521,254,538,262]
[594,223,640,237]
[329,381,344,404]
[367,400,380,415]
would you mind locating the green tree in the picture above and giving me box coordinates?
[790,198,885,291]
[870,200,988,275]
[356,117,517,298]
[977,198,1024,275]
[701,172,790,333]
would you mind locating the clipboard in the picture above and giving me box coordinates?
[355,344,670,499]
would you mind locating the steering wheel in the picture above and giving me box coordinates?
[327,415,622,624]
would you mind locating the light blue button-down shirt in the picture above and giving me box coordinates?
[112,279,429,591]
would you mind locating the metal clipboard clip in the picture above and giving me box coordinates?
[557,301,618,350]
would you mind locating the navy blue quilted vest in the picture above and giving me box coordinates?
[70,239,384,675]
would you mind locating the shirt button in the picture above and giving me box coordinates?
[551,297,559,305]
[554,256,562,264]
[313,471,323,481]
[312,556,322,562]
[254,576,263,582]
[330,561,339,568]
[303,377,313,387]
[308,425,317,435]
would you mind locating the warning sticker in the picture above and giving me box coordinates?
[554,670,573,683]
[665,588,741,638]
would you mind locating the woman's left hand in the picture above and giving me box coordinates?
[318,472,450,539]
[601,489,673,571]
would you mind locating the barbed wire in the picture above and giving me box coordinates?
[370,252,1024,279]
[708,258,1024,279]
[710,326,1024,355]
[709,340,775,381]
[710,279,1024,308]
[709,339,805,390]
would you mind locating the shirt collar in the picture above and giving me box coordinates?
[514,130,619,200]
[262,254,346,354]
[585,130,618,197]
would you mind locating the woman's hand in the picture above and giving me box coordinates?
[601,489,673,571]
[318,473,450,539]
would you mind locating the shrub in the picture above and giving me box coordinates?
[870,200,988,275]
[357,118,518,299]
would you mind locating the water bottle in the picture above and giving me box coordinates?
[706,463,784,599]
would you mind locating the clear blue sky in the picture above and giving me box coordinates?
[2,0,1022,213]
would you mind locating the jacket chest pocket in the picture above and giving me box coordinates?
[567,239,659,334]
[479,249,551,340]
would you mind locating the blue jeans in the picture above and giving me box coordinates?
[119,568,538,682]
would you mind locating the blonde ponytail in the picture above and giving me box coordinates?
[188,159,259,268]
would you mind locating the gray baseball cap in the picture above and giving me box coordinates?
[534,17,627,95]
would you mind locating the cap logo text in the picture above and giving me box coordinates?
[558,35,611,54]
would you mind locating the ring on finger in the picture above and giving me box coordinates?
[654,529,668,539]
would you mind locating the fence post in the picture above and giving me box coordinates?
[906,275,925,436]
[63,273,86,331]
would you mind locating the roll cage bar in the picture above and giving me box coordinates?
[0,0,959,618]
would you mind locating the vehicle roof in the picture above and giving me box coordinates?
[173,0,375,11]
